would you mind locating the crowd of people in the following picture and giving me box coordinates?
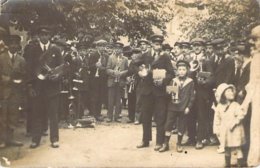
[0,24,259,167]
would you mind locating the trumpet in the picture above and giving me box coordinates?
[95,57,101,77]
[114,56,122,83]
[167,81,180,104]
[128,75,135,93]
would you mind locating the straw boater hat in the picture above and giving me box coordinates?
[215,83,236,103]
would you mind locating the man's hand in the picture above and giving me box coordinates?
[238,91,244,97]
[184,108,190,115]
[114,71,121,77]
[96,62,102,68]
[49,73,60,81]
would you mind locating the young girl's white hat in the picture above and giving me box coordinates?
[215,83,236,103]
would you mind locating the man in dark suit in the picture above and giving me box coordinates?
[24,26,64,148]
[106,42,129,122]
[234,41,251,165]
[188,38,215,149]
[88,40,109,121]
[126,47,142,123]
[210,38,235,88]
[0,35,25,148]
[136,35,175,151]
[74,42,92,118]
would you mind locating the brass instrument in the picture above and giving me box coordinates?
[167,81,180,104]
[138,64,149,78]
[37,62,68,81]
[95,57,101,77]
[114,56,122,83]
[128,75,135,93]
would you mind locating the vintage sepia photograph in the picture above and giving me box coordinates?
[0,0,260,167]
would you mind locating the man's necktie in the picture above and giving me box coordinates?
[236,67,241,80]
[11,54,15,64]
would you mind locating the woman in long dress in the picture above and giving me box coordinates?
[242,25,260,166]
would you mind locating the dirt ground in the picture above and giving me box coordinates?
[1,110,224,168]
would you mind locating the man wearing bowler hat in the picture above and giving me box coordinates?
[136,34,174,150]
[24,26,64,148]
[0,34,25,148]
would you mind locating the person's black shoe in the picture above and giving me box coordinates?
[7,140,23,147]
[182,139,196,146]
[136,142,149,148]
[30,142,39,149]
[159,143,169,152]
[115,119,121,123]
[127,119,134,123]
[96,116,104,122]
[195,141,204,150]
[154,144,162,151]
[51,141,59,148]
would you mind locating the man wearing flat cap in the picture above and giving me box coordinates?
[106,42,128,122]
[186,37,216,149]
[210,38,235,87]
[205,40,214,60]
[136,34,175,150]
[177,42,192,62]
[73,42,92,118]
[138,39,150,54]
[89,39,109,121]
[23,26,63,149]
[0,34,26,148]
[190,38,206,62]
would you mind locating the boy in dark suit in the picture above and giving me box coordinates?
[159,60,195,153]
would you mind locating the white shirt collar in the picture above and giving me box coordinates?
[8,51,16,59]
[40,41,50,51]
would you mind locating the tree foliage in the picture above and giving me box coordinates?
[178,0,260,40]
[1,0,174,41]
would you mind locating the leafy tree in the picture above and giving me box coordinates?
[177,0,260,40]
[0,0,174,41]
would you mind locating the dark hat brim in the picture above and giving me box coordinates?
[176,60,190,68]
